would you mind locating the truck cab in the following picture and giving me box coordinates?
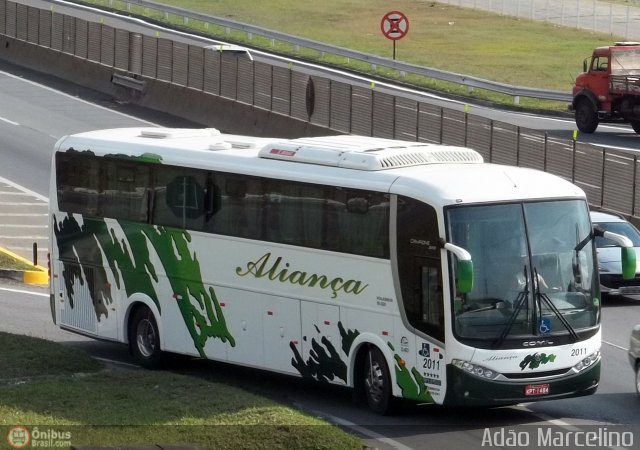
[571,42,640,133]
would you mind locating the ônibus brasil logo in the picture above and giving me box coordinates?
[6,426,31,449]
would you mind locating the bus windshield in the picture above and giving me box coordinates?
[447,200,598,348]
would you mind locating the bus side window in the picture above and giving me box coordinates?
[420,263,444,339]
[99,161,150,222]
[213,177,249,237]
[56,152,100,217]
[153,168,207,230]
[333,189,390,258]
[263,181,324,249]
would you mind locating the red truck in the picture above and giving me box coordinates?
[571,42,640,133]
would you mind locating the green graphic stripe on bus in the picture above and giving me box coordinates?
[236,253,369,299]
[53,214,160,315]
[53,214,113,319]
[339,322,359,356]
[520,353,557,371]
[290,322,359,383]
[388,344,435,403]
[140,225,235,353]
[53,214,235,356]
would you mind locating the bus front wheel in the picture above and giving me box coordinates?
[129,306,162,369]
[363,346,394,415]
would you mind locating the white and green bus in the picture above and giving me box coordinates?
[48,128,635,413]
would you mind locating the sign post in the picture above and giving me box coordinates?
[380,11,409,60]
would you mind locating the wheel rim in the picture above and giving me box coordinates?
[365,357,385,405]
[136,317,156,358]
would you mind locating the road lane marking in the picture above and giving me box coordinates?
[0,286,48,297]
[0,235,49,239]
[519,407,628,450]
[0,116,19,125]
[603,339,628,351]
[0,175,48,202]
[298,405,415,450]
[0,69,158,132]
[0,225,48,228]
[0,202,48,206]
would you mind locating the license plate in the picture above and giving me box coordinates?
[524,383,550,396]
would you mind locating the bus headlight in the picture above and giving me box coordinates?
[452,359,500,380]
[572,351,600,372]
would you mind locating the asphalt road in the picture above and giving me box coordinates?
[2,281,640,450]
[1,60,640,449]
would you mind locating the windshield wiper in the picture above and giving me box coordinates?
[492,265,529,349]
[534,267,579,342]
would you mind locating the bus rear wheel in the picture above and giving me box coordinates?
[363,347,394,415]
[129,306,162,369]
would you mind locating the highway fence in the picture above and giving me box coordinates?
[1,0,639,222]
[70,0,573,104]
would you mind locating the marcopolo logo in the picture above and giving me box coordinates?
[6,427,30,449]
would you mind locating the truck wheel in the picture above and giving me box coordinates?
[575,99,599,133]
[363,346,394,415]
[631,121,640,134]
[129,306,162,369]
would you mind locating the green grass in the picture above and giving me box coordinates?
[0,332,361,449]
[0,251,40,271]
[78,0,624,110]
[0,333,102,378]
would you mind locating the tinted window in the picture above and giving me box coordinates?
[55,152,390,258]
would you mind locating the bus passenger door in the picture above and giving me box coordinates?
[411,257,447,404]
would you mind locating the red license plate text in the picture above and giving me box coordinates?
[524,383,550,396]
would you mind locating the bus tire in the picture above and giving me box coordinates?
[363,346,394,415]
[129,306,162,369]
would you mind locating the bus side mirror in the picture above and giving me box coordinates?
[444,242,474,294]
[594,225,637,280]
[457,259,474,294]
[622,247,637,280]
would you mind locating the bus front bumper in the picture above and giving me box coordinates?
[444,361,600,406]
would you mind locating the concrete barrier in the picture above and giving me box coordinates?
[0,35,334,137]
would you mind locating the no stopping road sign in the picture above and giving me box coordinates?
[380,11,409,41]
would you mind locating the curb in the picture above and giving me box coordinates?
[0,246,48,286]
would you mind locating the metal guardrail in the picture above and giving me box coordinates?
[72,0,573,104]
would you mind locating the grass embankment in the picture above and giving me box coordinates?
[81,0,624,111]
[0,251,40,271]
[0,332,361,449]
